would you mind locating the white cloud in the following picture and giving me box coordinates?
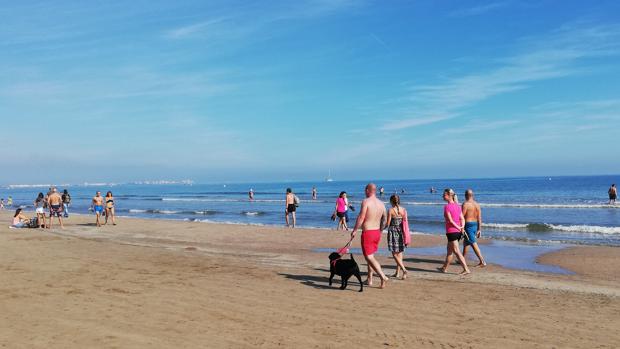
[381,115,455,131]
[382,23,620,131]
[449,1,510,18]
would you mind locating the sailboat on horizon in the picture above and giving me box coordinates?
[325,170,334,182]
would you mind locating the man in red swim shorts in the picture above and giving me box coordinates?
[350,183,389,289]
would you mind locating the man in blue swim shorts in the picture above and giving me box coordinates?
[92,191,105,227]
[461,189,486,267]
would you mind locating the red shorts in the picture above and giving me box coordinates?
[361,229,381,256]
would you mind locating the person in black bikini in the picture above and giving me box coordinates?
[285,188,296,228]
[105,191,116,225]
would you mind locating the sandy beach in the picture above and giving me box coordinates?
[1,211,619,348]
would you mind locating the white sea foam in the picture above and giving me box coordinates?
[404,202,620,209]
[483,222,620,234]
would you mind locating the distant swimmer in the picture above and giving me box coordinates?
[350,183,389,289]
[461,189,486,267]
[249,189,254,201]
[401,188,406,194]
[609,184,617,205]
[92,191,104,227]
[430,187,436,194]
[285,188,297,228]
[47,187,64,229]
[439,188,470,275]
[379,187,385,197]
[312,187,317,200]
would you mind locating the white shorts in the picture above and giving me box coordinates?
[36,207,44,214]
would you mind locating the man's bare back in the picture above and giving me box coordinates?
[462,200,480,222]
[360,196,386,231]
[49,193,62,205]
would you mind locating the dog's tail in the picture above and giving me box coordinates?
[350,253,355,260]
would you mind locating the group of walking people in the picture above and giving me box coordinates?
[337,183,487,289]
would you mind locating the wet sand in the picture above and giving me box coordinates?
[1,211,619,348]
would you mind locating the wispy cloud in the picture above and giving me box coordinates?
[163,0,360,41]
[381,23,620,131]
[442,120,518,135]
[449,1,510,18]
[381,114,455,131]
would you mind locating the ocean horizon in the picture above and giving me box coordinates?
[2,174,618,247]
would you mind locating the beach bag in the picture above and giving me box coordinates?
[402,208,411,246]
[294,195,300,207]
[28,217,39,228]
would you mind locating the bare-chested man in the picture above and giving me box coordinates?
[47,187,64,229]
[92,191,105,227]
[609,184,617,205]
[350,183,389,289]
[462,189,486,267]
[285,188,296,228]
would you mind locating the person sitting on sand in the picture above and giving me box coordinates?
[11,208,30,228]
[92,191,105,227]
[462,189,486,267]
[285,188,296,228]
[385,194,408,279]
[609,184,617,205]
[439,188,471,275]
[334,191,349,231]
[47,187,64,229]
[104,191,116,225]
[350,183,389,289]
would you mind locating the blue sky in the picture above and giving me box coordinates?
[1,0,619,184]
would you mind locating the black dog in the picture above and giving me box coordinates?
[328,252,363,292]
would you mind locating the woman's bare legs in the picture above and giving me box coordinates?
[391,252,407,279]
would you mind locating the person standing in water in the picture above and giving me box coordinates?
[104,191,116,225]
[385,194,408,279]
[334,191,349,231]
[312,187,317,200]
[609,184,617,205]
[285,188,296,228]
[62,189,71,218]
[249,189,254,201]
[350,183,389,289]
[92,191,104,227]
[7,196,13,207]
[439,188,471,275]
[462,189,486,267]
[379,187,385,197]
[47,187,64,229]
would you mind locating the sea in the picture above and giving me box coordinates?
[2,175,619,247]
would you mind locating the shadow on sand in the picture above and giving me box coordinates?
[278,272,364,292]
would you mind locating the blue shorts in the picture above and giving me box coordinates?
[464,222,478,246]
[94,205,103,214]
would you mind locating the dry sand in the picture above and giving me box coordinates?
[1,211,619,348]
